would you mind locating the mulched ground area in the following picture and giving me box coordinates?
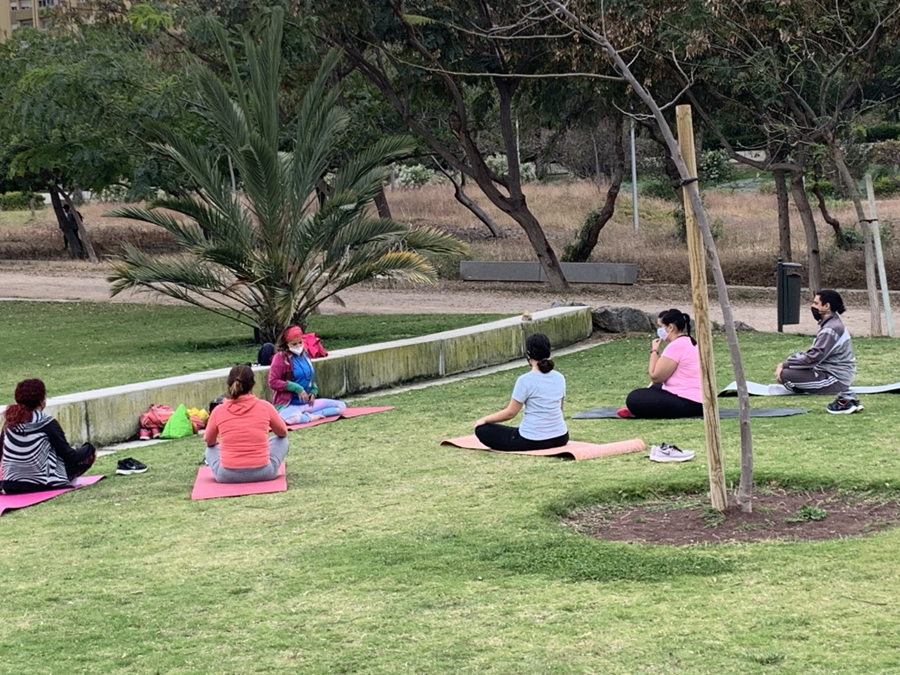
[564,488,900,545]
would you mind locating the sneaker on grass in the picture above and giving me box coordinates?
[116,458,148,475]
[826,395,864,415]
[649,443,695,463]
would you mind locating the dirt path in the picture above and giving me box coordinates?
[0,260,894,337]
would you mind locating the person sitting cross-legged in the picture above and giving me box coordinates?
[204,364,289,484]
[619,308,704,420]
[474,333,569,452]
[774,289,861,414]
[1,379,96,494]
[268,325,346,425]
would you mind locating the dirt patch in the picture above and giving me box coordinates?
[564,488,900,545]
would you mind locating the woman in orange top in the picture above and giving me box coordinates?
[204,364,289,483]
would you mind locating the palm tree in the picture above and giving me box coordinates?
[107,10,465,342]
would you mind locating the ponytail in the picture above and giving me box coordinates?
[226,364,255,399]
[524,333,555,372]
[659,309,697,346]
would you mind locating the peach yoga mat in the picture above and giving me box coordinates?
[0,475,105,516]
[441,436,646,461]
[286,406,394,431]
[191,464,287,500]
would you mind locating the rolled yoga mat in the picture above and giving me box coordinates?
[719,381,900,397]
[0,475,105,516]
[441,436,646,460]
[572,407,809,420]
[286,406,394,430]
[191,464,287,500]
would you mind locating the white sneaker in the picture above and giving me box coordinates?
[649,443,695,463]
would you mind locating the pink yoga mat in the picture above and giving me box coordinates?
[441,436,647,461]
[191,464,287,501]
[0,475,105,516]
[286,406,394,431]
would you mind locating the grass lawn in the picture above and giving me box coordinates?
[3,331,900,674]
[0,301,505,397]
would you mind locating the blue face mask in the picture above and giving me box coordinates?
[656,327,668,340]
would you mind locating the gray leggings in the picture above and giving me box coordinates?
[780,367,847,395]
[205,435,289,483]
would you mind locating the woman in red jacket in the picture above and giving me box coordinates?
[268,326,346,425]
[204,364,289,483]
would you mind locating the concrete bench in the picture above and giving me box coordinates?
[460,261,637,285]
[1,306,592,446]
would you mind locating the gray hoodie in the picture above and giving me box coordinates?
[783,313,856,387]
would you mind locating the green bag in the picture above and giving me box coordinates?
[160,404,194,439]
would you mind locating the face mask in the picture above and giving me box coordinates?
[811,307,822,322]
[289,346,305,356]
[656,327,668,340]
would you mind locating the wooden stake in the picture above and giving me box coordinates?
[676,105,727,511]
[865,174,894,337]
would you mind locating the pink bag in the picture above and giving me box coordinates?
[302,332,328,359]
[139,404,175,430]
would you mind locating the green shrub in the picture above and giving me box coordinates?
[866,123,900,142]
[396,164,438,189]
[698,149,734,184]
[872,176,900,197]
[642,178,678,201]
[485,154,537,182]
[758,180,777,195]
[0,191,44,211]
[839,227,864,249]
[806,179,834,198]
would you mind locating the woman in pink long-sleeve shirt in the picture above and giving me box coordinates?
[204,364,289,483]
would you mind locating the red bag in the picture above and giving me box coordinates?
[140,404,175,430]
[302,332,328,359]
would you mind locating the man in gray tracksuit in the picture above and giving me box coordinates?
[775,289,856,395]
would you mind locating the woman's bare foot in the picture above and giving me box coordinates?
[307,414,325,422]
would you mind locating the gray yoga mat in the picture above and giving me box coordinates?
[718,381,900,397]
[572,407,809,420]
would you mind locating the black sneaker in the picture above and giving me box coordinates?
[826,395,863,415]
[116,458,148,475]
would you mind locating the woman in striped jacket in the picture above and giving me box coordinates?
[1,379,95,494]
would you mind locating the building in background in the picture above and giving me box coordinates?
[0,0,91,40]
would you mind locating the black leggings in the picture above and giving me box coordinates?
[626,384,703,419]
[475,423,569,451]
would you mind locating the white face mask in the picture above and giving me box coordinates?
[656,327,668,341]
[289,346,305,356]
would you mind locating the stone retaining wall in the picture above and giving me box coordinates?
[2,306,592,446]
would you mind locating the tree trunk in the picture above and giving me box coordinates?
[789,171,822,295]
[592,131,602,186]
[452,175,502,237]
[811,183,848,249]
[431,161,503,237]
[59,187,99,263]
[373,186,392,219]
[496,81,569,291]
[564,116,625,262]
[339,41,567,290]
[557,4,754,513]
[48,186,68,248]
[829,137,881,335]
[773,169,792,261]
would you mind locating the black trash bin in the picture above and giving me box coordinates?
[776,259,802,332]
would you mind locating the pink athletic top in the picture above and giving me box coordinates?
[204,394,288,469]
[660,336,703,403]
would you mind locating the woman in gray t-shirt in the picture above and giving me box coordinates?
[474,333,568,451]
